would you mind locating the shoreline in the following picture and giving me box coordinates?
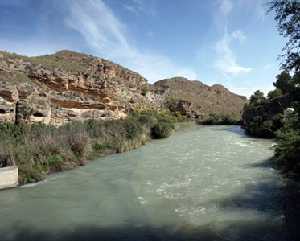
[0,111,179,187]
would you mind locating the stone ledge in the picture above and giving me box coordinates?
[0,166,18,190]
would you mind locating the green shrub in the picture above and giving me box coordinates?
[274,111,300,175]
[198,113,239,125]
[47,154,64,170]
[92,142,112,152]
[151,121,174,139]
[124,118,143,139]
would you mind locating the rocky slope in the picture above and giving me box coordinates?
[0,50,160,125]
[0,50,246,125]
[152,77,247,121]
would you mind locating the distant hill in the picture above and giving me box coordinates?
[0,50,247,125]
[152,77,247,121]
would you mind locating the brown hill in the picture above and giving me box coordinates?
[152,77,247,121]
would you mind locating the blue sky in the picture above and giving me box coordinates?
[0,0,285,97]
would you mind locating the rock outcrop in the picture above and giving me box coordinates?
[0,50,247,125]
[0,50,157,125]
[152,77,247,121]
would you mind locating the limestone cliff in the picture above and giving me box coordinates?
[0,50,246,125]
[0,50,157,125]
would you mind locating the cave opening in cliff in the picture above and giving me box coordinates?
[0,109,6,114]
[32,112,45,117]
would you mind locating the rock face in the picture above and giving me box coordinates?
[152,77,247,121]
[0,50,155,125]
[0,166,18,190]
[0,50,247,125]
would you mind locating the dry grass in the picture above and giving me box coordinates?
[0,111,176,185]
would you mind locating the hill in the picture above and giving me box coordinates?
[152,77,247,121]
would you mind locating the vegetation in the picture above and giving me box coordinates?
[275,112,300,175]
[0,50,92,73]
[242,0,300,176]
[29,53,90,72]
[0,111,176,185]
[242,78,287,138]
[268,0,300,72]
[197,113,240,125]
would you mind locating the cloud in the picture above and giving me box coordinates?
[65,0,197,82]
[123,0,144,15]
[219,0,233,16]
[214,1,251,78]
[215,31,252,77]
[254,0,267,22]
[231,30,246,42]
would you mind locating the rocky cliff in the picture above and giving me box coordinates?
[152,77,247,121]
[0,50,246,125]
[0,50,159,125]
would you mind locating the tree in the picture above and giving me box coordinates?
[250,90,266,105]
[269,0,300,72]
[273,71,292,94]
[268,88,283,99]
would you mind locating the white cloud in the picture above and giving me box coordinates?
[215,31,252,77]
[219,0,233,16]
[214,1,251,78]
[65,0,197,82]
[231,30,246,42]
[254,0,267,22]
[123,0,143,14]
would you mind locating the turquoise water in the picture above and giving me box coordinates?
[0,125,287,241]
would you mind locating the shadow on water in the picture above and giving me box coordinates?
[0,221,287,241]
[244,158,275,169]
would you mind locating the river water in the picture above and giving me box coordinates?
[0,125,293,241]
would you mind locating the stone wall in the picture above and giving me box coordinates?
[0,166,18,190]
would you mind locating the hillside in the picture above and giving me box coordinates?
[0,50,247,125]
[153,77,247,121]
[0,50,157,126]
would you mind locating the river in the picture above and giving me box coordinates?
[0,125,294,241]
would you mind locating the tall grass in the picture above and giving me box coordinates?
[0,111,176,185]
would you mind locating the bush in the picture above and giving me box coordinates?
[197,113,239,125]
[47,154,64,171]
[93,142,112,152]
[124,118,143,139]
[274,112,300,175]
[151,121,174,139]
[0,110,176,185]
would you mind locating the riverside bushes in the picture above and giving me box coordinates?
[0,111,175,185]
[197,113,240,125]
[242,71,300,176]
[274,111,300,176]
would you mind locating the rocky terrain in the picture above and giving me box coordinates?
[0,50,247,125]
[152,77,247,121]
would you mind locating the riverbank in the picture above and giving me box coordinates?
[0,111,177,185]
[196,113,241,125]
